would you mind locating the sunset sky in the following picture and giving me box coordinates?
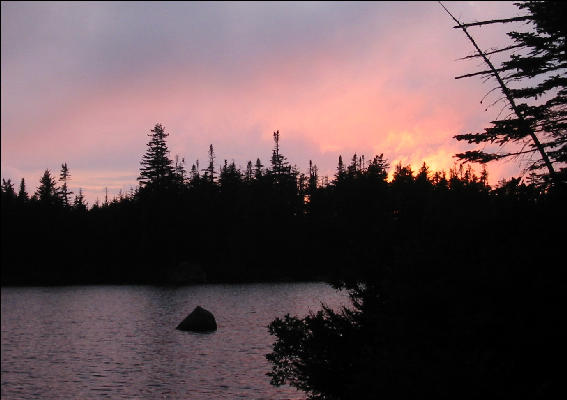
[2,1,528,203]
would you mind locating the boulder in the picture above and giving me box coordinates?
[176,306,217,332]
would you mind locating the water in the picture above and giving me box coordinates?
[1,283,350,399]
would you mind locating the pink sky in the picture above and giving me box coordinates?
[1,2,529,204]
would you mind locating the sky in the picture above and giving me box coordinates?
[1,1,530,204]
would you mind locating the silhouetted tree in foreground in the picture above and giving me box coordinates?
[267,177,565,398]
[442,1,566,187]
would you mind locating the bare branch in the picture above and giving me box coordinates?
[458,44,523,60]
[452,16,530,29]
[455,67,510,80]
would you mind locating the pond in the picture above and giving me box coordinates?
[1,283,350,399]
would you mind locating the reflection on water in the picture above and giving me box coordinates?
[1,283,349,399]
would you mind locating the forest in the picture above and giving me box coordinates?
[2,124,562,286]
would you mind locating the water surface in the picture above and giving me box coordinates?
[1,283,349,399]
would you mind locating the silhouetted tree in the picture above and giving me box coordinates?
[17,178,28,202]
[432,170,449,190]
[35,169,59,206]
[138,123,175,190]
[203,144,216,183]
[219,160,242,189]
[174,154,187,186]
[73,188,87,211]
[270,130,291,181]
[2,179,16,200]
[365,154,389,181]
[347,153,359,178]
[392,162,414,185]
[244,160,254,184]
[190,160,201,185]
[308,160,318,194]
[442,1,566,185]
[254,158,264,179]
[58,163,73,208]
[335,155,346,182]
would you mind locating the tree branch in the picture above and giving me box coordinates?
[458,44,524,60]
[452,16,530,29]
[455,67,511,80]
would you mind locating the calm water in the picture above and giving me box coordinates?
[1,283,349,399]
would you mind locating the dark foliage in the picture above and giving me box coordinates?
[267,169,566,399]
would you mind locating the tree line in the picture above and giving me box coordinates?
[1,121,561,286]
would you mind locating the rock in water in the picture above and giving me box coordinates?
[176,306,217,332]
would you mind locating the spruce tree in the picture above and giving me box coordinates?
[73,188,87,211]
[254,158,264,179]
[444,1,566,184]
[366,154,389,181]
[190,160,201,186]
[270,130,290,179]
[245,160,253,183]
[58,163,73,208]
[308,160,318,194]
[35,169,59,206]
[138,123,175,190]
[202,144,216,184]
[335,155,346,182]
[17,178,28,201]
[269,130,297,190]
[1,179,16,200]
[174,155,187,186]
[347,153,359,178]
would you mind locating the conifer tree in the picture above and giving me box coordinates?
[392,162,414,185]
[366,154,389,181]
[35,169,59,206]
[58,163,73,208]
[174,155,187,186]
[347,153,359,177]
[190,160,201,185]
[415,162,430,184]
[138,123,175,190]
[245,161,254,183]
[443,1,566,184]
[308,160,318,194]
[219,160,242,189]
[74,188,87,211]
[254,158,264,179]
[270,130,291,179]
[335,155,346,182]
[17,178,28,201]
[1,179,16,200]
[202,144,216,183]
